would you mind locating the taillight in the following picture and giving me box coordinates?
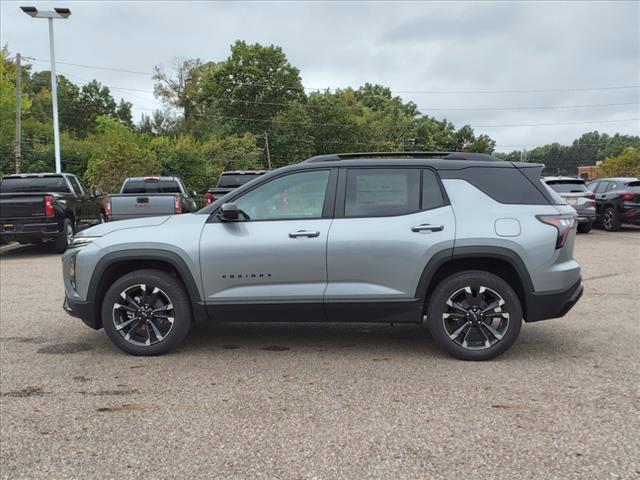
[620,192,636,201]
[536,214,576,249]
[175,195,182,214]
[103,197,112,218]
[205,192,213,205]
[43,195,55,217]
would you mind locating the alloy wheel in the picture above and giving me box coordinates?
[603,209,615,230]
[442,286,510,350]
[112,284,175,346]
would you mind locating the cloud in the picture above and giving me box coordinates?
[1,0,638,151]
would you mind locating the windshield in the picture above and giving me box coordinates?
[0,176,70,193]
[122,180,181,194]
[217,174,263,188]
[546,181,590,193]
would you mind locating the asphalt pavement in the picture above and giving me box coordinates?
[1,227,639,479]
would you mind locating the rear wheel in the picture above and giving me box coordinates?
[602,207,621,232]
[102,269,192,355]
[54,219,74,253]
[577,221,593,233]
[426,270,522,361]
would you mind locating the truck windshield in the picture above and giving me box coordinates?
[0,176,71,193]
[122,180,181,194]
[217,174,263,188]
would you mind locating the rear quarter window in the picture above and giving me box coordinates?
[441,167,550,205]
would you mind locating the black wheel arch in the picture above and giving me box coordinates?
[86,249,208,328]
[416,246,534,322]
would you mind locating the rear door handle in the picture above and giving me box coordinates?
[411,224,444,233]
[289,230,320,238]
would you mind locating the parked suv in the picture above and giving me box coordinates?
[544,177,596,233]
[62,152,583,360]
[587,177,640,231]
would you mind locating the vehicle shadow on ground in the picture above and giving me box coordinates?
[0,243,59,259]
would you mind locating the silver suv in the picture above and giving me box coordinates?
[62,152,583,360]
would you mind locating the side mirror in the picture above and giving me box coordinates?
[219,202,240,221]
[93,188,103,197]
[191,190,197,198]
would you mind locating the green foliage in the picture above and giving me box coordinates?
[85,117,157,192]
[200,41,305,136]
[597,147,640,178]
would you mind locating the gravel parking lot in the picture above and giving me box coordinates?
[1,228,639,480]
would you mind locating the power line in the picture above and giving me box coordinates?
[26,57,640,95]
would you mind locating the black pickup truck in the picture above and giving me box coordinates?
[204,170,267,204]
[0,173,105,252]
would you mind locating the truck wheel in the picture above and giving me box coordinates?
[577,221,593,233]
[101,269,192,356]
[54,219,74,253]
[602,207,621,232]
[426,270,522,361]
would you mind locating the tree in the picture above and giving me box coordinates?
[201,133,262,183]
[597,147,640,178]
[200,41,305,136]
[85,117,157,192]
[153,58,217,129]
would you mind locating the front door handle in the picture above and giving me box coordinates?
[411,224,444,233]
[289,230,320,238]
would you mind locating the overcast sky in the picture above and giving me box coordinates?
[2,0,639,152]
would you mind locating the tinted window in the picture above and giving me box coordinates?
[235,170,329,220]
[0,176,70,193]
[345,169,420,217]
[592,181,607,193]
[218,174,264,188]
[422,170,445,209]
[627,181,640,191]
[546,181,589,193]
[122,179,181,194]
[442,167,549,205]
[68,176,84,195]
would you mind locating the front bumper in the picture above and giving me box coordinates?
[63,295,101,330]
[525,279,583,322]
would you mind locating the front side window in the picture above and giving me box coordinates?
[234,170,330,221]
[345,169,421,217]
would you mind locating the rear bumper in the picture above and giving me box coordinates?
[63,295,100,330]
[1,221,61,242]
[525,279,583,322]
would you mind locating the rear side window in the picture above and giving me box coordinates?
[442,167,549,205]
[0,176,70,193]
[68,176,84,195]
[422,170,446,209]
[345,169,421,217]
[122,179,181,194]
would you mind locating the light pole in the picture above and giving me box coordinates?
[20,6,71,174]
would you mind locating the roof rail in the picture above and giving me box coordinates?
[303,151,500,163]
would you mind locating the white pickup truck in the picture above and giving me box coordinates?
[105,176,198,221]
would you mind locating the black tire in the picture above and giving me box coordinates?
[101,269,192,355]
[602,207,621,232]
[426,270,522,361]
[54,218,74,253]
[577,221,593,234]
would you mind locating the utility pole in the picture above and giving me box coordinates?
[15,53,22,174]
[264,131,272,170]
[48,18,62,173]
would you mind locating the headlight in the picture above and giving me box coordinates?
[68,236,99,249]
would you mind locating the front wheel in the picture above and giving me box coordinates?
[426,270,523,361]
[102,269,192,355]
